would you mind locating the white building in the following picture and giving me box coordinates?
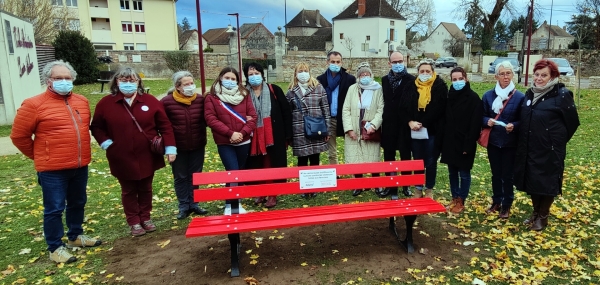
[414,22,467,57]
[0,11,44,125]
[332,0,407,58]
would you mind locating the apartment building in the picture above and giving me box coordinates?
[53,0,178,50]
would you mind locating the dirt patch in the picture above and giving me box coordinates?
[104,215,473,284]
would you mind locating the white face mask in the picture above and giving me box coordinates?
[182,84,196,96]
[296,72,310,83]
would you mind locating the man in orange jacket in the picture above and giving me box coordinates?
[10,60,102,264]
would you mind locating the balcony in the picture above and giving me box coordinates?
[89,6,109,18]
[91,30,113,43]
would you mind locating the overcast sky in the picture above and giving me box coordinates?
[176,0,578,34]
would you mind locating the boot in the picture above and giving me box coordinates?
[523,195,541,225]
[264,196,277,208]
[446,198,457,211]
[530,196,554,231]
[450,197,464,213]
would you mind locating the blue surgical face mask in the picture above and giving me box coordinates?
[391,63,404,73]
[452,80,466,90]
[221,79,238,89]
[52,80,73,95]
[329,63,341,73]
[296,72,310,83]
[418,74,432,82]
[248,75,263,87]
[359,76,372,85]
[118,82,138,95]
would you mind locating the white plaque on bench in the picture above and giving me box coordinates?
[299,169,337,189]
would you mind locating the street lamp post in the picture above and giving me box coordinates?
[195,0,206,95]
[228,13,243,80]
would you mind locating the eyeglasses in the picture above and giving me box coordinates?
[50,77,73,81]
[390,60,404,64]
[498,72,513,77]
[117,78,138,83]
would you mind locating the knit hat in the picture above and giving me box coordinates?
[356,62,372,78]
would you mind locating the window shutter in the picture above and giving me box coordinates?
[394,30,398,42]
[387,28,390,40]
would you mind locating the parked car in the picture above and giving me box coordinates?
[547,58,575,76]
[488,57,522,83]
[434,57,458,68]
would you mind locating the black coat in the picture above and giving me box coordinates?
[514,84,579,196]
[381,72,416,151]
[245,84,293,170]
[408,75,448,144]
[317,68,356,136]
[440,82,483,170]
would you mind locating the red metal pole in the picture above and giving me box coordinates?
[195,0,206,95]
[235,14,242,80]
[524,1,534,86]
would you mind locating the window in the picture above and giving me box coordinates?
[339,33,344,39]
[390,20,395,26]
[133,0,143,11]
[390,29,395,41]
[51,0,63,5]
[122,22,132,32]
[66,0,77,7]
[366,35,370,41]
[68,19,80,30]
[94,45,113,50]
[134,22,145,33]
[136,43,147,50]
[120,0,130,10]
[124,43,134,50]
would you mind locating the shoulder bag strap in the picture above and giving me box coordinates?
[268,84,276,100]
[293,93,308,116]
[494,89,516,120]
[122,101,145,134]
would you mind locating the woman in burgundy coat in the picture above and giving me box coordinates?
[90,67,176,237]
[161,71,208,220]
[204,67,257,214]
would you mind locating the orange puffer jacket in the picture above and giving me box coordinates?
[10,89,92,172]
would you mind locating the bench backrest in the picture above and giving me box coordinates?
[193,160,424,202]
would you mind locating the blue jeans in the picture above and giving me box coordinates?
[448,164,471,200]
[411,136,439,189]
[217,143,250,173]
[171,148,205,212]
[487,144,516,209]
[37,166,88,252]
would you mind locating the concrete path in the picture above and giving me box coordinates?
[0,136,20,156]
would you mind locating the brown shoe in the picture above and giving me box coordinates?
[413,189,423,198]
[254,197,266,205]
[529,215,548,231]
[424,189,433,199]
[486,203,500,214]
[446,198,457,211]
[450,198,464,213]
[498,208,510,219]
[264,196,277,208]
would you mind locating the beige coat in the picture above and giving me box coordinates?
[341,83,384,164]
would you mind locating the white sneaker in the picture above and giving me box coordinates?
[224,204,247,215]
[49,246,77,264]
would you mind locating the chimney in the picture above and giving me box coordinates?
[358,0,366,18]
[316,9,321,27]
[427,20,433,36]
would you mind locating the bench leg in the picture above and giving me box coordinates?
[100,82,105,93]
[389,217,399,238]
[228,233,241,277]
[399,215,417,253]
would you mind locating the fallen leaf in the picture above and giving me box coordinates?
[115,276,124,281]
[342,258,348,262]
[244,276,259,285]
[419,248,429,255]
[157,239,171,248]
[1,265,15,276]
[301,262,308,266]
[332,250,339,254]
[463,241,477,246]
[249,260,258,265]
[18,248,31,255]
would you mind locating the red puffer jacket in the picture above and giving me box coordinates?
[161,93,207,151]
[204,94,257,145]
[10,89,91,172]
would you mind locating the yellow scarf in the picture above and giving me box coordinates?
[173,89,197,105]
[415,72,437,110]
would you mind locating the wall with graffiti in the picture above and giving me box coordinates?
[0,11,43,125]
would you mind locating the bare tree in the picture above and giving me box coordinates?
[577,0,600,48]
[443,37,465,57]
[453,0,515,50]
[0,0,76,44]
[387,0,435,47]
[340,37,355,58]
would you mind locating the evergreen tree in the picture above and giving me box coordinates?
[52,30,99,85]
[494,20,510,43]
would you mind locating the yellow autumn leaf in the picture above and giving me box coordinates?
[332,249,339,254]
[300,242,305,246]
[249,259,258,265]
[157,239,171,248]
[342,258,348,262]
[13,278,27,284]
[115,276,124,281]
[245,249,252,254]
[106,273,114,278]
[76,262,86,269]
[300,262,308,266]
[250,254,259,259]
[276,235,284,239]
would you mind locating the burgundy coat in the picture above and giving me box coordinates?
[90,93,176,181]
[161,93,207,151]
[204,94,257,145]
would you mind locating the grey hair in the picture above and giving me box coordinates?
[109,67,146,95]
[168,70,194,93]
[42,60,77,82]
[495,60,514,75]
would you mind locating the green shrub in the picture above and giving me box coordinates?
[52,30,99,85]
[163,50,193,72]
[482,50,508,57]
[203,46,213,53]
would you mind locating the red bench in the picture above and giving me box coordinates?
[186,160,446,277]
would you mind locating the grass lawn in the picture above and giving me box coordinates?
[0,79,599,284]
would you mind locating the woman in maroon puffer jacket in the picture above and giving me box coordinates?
[204,67,257,214]
[161,71,208,220]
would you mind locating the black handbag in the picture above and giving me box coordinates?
[294,94,328,139]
